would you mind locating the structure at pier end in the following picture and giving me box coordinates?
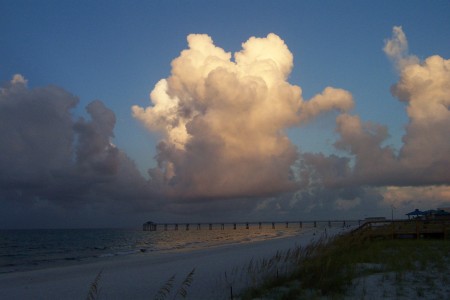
[143,221,157,231]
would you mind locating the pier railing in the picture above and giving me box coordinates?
[143,220,361,231]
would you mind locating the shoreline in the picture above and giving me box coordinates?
[0,225,309,275]
[0,227,350,299]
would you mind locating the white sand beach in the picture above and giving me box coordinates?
[0,227,350,300]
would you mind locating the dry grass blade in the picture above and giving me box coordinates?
[86,270,102,300]
[154,274,176,300]
[174,268,196,299]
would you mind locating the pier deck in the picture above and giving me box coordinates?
[142,220,360,231]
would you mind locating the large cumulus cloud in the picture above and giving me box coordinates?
[132,33,353,200]
[0,75,159,227]
[301,26,450,210]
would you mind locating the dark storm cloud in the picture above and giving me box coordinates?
[0,75,160,227]
[0,75,77,191]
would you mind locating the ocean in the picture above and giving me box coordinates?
[0,223,329,274]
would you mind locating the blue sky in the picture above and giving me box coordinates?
[1,1,450,227]
[2,1,448,169]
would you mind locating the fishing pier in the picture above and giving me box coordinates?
[142,220,360,231]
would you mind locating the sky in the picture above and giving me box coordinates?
[1,1,450,228]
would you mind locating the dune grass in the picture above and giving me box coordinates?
[238,231,450,299]
[152,268,195,300]
[86,268,195,300]
[86,270,102,300]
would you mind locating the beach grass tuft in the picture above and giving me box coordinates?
[86,270,102,300]
[174,268,195,299]
[85,268,195,300]
[153,268,196,300]
[153,274,175,300]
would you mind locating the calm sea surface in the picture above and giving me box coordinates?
[0,224,329,274]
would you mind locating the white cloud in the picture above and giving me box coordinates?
[133,33,353,199]
[300,26,450,211]
[11,74,27,85]
[383,26,419,71]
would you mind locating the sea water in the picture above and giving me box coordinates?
[0,224,323,274]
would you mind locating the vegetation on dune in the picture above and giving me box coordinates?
[152,268,195,300]
[86,270,102,300]
[86,268,195,300]
[85,228,450,299]
[238,231,450,299]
